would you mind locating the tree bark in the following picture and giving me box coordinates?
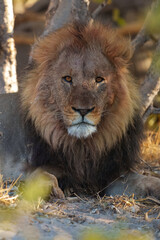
[0,0,18,93]
[141,39,160,116]
[43,0,90,36]
[130,0,160,117]
[29,0,90,63]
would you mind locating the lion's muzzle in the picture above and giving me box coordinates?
[67,107,97,138]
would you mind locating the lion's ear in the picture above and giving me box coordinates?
[104,34,133,69]
[87,22,133,69]
[31,35,59,66]
[31,27,70,66]
[114,38,133,68]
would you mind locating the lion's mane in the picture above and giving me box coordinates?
[21,22,143,193]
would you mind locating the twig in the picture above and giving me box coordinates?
[91,2,106,19]
[143,105,160,122]
[73,193,87,202]
[92,171,129,197]
[91,0,111,19]
[143,196,160,205]
[140,157,153,171]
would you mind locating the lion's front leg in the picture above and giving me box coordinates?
[24,168,64,200]
[105,172,160,199]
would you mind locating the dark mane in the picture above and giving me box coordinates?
[25,113,143,193]
[21,22,143,194]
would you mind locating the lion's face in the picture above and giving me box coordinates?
[48,48,115,138]
[22,23,140,151]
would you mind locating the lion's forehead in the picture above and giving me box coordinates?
[54,48,112,78]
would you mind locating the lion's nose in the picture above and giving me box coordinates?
[72,107,95,117]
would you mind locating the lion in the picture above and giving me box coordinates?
[21,22,160,199]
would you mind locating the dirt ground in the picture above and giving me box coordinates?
[0,194,160,240]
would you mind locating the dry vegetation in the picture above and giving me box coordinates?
[0,174,20,206]
[141,127,160,167]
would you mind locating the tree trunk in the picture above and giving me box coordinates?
[42,0,90,37]
[29,0,90,62]
[0,0,18,93]
[141,39,160,115]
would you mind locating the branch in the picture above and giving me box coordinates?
[143,105,160,122]
[132,28,150,53]
[132,0,160,52]
[130,0,160,119]
[43,0,90,37]
[91,2,107,19]
[141,39,160,117]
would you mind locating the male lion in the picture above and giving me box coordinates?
[21,22,160,198]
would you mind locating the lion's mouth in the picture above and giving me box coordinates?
[67,121,97,138]
[71,121,95,127]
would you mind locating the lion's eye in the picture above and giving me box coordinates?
[62,76,72,83]
[96,77,104,83]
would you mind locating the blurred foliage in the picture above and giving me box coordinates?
[92,0,112,4]
[23,171,52,202]
[91,0,125,26]
[112,8,126,27]
[154,94,160,105]
[81,229,152,240]
[146,114,160,130]
[146,2,160,35]
[156,59,160,74]
[146,92,160,130]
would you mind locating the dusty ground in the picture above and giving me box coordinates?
[0,193,160,240]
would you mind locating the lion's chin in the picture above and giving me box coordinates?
[67,123,97,139]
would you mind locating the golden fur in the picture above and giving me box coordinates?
[21,22,141,185]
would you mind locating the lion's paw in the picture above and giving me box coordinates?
[24,168,64,200]
[106,172,160,199]
[44,171,65,199]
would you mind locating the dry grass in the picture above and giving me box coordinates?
[96,194,160,221]
[0,174,21,206]
[141,127,160,166]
